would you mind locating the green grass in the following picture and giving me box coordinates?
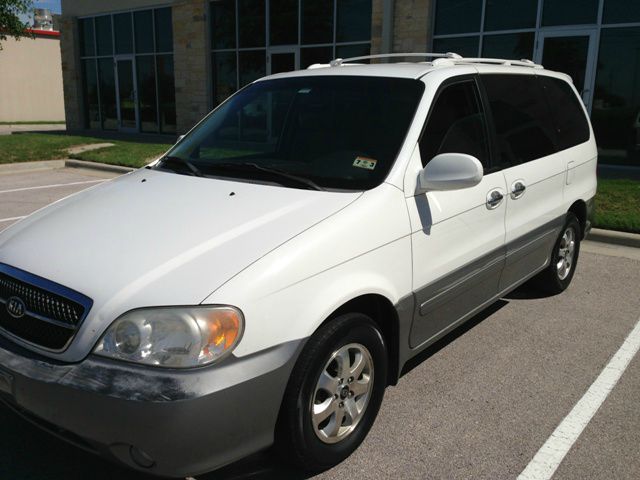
[0,121,66,125]
[69,140,171,167]
[0,133,172,168]
[594,179,640,233]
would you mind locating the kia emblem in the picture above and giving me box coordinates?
[6,296,26,319]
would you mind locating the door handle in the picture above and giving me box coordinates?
[486,189,504,210]
[510,180,526,199]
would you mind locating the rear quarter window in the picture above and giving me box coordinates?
[538,75,591,151]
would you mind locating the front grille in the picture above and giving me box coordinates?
[0,264,92,351]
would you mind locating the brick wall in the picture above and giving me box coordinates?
[371,0,384,55]
[393,0,433,53]
[172,0,210,134]
[59,15,84,130]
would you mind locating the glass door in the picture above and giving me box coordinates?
[268,47,299,75]
[115,56,139,132]
[535,30,597,112]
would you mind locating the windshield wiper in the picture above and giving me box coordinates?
[158,156,204,178]
[208,162,325,191]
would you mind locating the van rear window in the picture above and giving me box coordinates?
[538,76,590,151]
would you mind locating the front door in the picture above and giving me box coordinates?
[535,30,597,112]
[115,57,139,132]
[408,76,507,348]
[268,47,299,75]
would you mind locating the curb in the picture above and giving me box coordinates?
[0,160,65,174]
[0,159,135,175]
[65,159,135,174]
[587,228,640,249]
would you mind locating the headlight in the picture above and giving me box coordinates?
[93,306,243,368]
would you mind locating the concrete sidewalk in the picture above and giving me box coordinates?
[0,124,66,135]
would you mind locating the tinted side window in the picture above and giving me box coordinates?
[539,76,590,151]
[482,74,557,166]
[420,80,489,168]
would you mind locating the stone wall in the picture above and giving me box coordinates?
[393,0,433,54]
[59,15,84,130]
[371,0,385,55]
[172,0,210,134]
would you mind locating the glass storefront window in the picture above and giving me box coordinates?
[82,59,100,129]
[337,0,372,42]
[301,46,333,68]
[541,0,599,27]
[336,43,371,61]
[79,18,95,57]
[593,27,640,165]
[95,15,113,56]
[134,10,154,54]
[484,0,537,31]
[98,58,117,130]
[154,8,173,53]
[434,0,482,35]
[239,50,266,87]
[482,32,534,60]
[114,13,133,54]
[302,0,333,44]
[211,0,371,107]
[238,0,265,48]
[212,51,238,105]
[433,36,480,57]
[80,8,176,133]
[211,0,236,49]
[270,0,298,45]
[157,54,176,134]
[136,56,158,133]
[603,0,640,25]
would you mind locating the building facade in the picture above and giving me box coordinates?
[0,29,66,123]
[60,0,640,165]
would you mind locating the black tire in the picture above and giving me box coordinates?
[275,313,387,472]
[532,212,581,295]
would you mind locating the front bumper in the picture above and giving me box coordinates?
[0,334,303,478]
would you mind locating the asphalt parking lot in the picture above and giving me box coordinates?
[0,168,639,480]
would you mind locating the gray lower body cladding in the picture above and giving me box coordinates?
[396,212,572,378]
[0,335,304,477]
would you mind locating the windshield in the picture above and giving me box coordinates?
[156,76,425,190]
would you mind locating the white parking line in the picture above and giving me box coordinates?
[518,316,640,480]
[0,179,105,194]
[0,216,26,223]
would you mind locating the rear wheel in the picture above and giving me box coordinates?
[276,313,387,472]
[532,212,581,294]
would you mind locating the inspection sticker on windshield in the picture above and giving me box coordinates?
[353,157,377,170]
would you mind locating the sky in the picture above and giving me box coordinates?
[34,0,61,14]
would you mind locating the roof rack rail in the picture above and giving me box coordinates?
[433,57,542,68]
[329,52,462,67]
[324,52,543,69]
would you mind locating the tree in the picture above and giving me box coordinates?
[0,0,34,49]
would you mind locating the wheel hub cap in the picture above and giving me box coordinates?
[311,343,374,444]
[556,227,576,281]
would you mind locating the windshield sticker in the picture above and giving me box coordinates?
[353,157,377,170]
[297,88,311,94]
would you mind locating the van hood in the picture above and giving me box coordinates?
[0,169,360,360]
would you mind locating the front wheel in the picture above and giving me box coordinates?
[275,313,387,472]
[532,212,581,294]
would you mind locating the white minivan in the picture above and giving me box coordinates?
[0,53,596,477]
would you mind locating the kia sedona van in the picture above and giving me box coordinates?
[0,53,596,477]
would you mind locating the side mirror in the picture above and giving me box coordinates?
[416,153,483,194]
